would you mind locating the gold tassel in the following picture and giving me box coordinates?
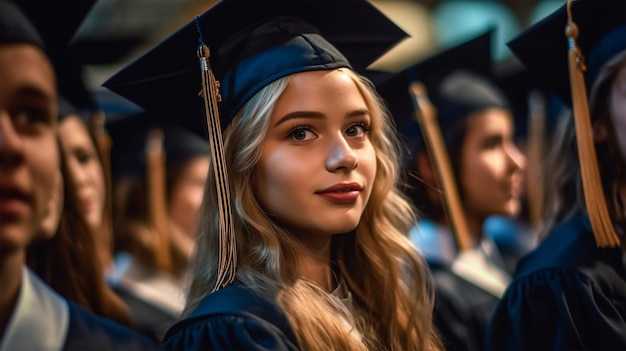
[198,42,237,290]
[409,82,473,252]
[527,90,546,226]
[565,0,620,247]
[145,128,172,271]
[91,111,114,271]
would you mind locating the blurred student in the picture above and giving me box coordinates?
[373,29,526,351]
[107,115,210,341]
[0,0,157,349]
[486,0,626,349]
[103,0,444,350]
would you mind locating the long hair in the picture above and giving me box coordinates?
[539,50,626,245]
[27,137,134,327]
[183,68,442,350]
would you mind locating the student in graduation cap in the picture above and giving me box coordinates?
[106,114,211,342]
[372,28,526,351]
[104,0,444,350]
[0,0,157,349]
[485,0,626,349]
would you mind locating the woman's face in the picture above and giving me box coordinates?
[58,116,105,231]
[609,64,626,163]
[168,156,210,236]
[0,44,59,252]
[255,69,377,239]
[459,108,526,220]
[38,168,64,240]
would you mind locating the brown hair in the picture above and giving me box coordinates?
[27,137,134,327]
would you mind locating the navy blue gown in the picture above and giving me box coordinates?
[162,284,300,351]
[64,300,159,351]
[485,212,626,350]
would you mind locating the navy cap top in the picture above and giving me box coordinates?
[107,114,211,179]
[507,0,626,106]
[102,0,408,138]
[0,1,44,48]
[372,28,509,159]
[0,0,97,114]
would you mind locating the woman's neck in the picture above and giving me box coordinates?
[293,235,334,292]
[0,250,25,338]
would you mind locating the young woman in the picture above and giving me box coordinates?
[373,29,526,351]
[103,0,443,350]
[485,0,626,349]
[57,97,113,273]
[27,133,134,328]
[0,1,156,350]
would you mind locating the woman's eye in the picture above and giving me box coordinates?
[75,150,93,164]
[288,127,316,141]
[345,123,369,137]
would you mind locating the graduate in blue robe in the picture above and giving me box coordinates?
[485,0,626,349]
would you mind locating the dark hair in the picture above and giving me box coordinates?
[27,137,134,327]
[404,117,469,221]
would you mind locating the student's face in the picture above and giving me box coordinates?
[38,168,63,240]
[256,69,376,238]
[58,116,105,232]
[0,44,59,252]
[609,64,626,163]
[459,108,526,220]
[169,156,210,236]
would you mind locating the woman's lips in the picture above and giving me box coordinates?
[316,183,362,204]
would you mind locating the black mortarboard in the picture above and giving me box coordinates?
[507,0,626,107]
[0,0,97,113]
[373,28,509,161]
[108,114,211,179]
[102,0,408,138]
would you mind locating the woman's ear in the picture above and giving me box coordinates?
[592,120,609,142]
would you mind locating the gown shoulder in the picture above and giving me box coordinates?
[162,284,300,351]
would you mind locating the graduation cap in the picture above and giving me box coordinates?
[0,0,97,113]
[374,28,506,163]
[108,115,211,179]
[507,0,626,107]
[102,0,408,137]
[507,0,625,248]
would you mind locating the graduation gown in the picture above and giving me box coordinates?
[162,283,300,351]
[0,267,158,351]
[109,253,185,342]
[485,212,626,350]
[410,220,513,351]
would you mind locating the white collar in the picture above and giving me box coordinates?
[0,267,69,351]
[451,246,511,298]
[109,253,186,316]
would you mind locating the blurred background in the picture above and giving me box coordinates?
[73,0,564,115]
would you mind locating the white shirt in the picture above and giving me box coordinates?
[0,267,69,351]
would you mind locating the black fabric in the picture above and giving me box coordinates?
[428,262,501,351]
[102,0,407,139]
[485,212,626,350]
[112,286,177,343]
[163,284,300,351]
[62,299,159,351]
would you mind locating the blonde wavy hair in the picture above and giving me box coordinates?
[182,68,442,350]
